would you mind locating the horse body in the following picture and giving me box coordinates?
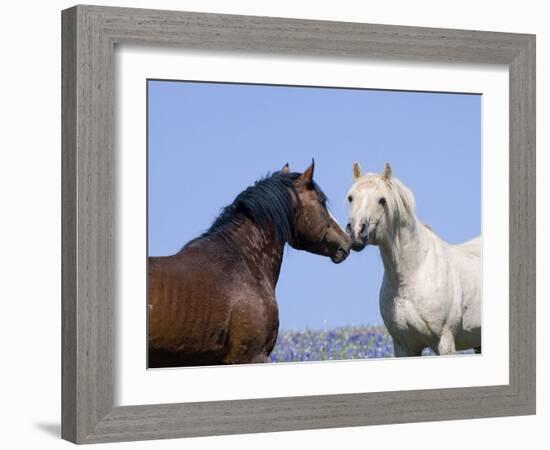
[347,162,481,356]
[148,218,282,367]
[148,162,351,367]
[378,228,481,356]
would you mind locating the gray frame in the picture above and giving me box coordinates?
[62,5,536,444]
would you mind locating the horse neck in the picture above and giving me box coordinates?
[378,213,430,285]
[226,217,285,289]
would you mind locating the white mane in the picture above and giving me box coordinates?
[386,176,416,221]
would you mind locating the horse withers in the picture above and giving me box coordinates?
[345,162,481,357]
[148,161,351,367]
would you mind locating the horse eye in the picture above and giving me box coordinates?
[379,197,386,205]
[348,195,353,203]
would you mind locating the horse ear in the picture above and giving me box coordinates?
[281,163,290,174]
[352,162,362,181]
[299,159,315,186]
[382,163,392,180]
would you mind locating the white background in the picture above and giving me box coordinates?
[0,1,546,449]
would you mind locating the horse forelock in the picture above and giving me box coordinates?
[352,173,416,222]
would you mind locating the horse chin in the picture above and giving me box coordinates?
[330,248,349,264]
[351,240,367,252]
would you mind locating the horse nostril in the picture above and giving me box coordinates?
[346,223,351,234]
[360,223,366,235]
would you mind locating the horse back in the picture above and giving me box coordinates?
[456,236,481,258]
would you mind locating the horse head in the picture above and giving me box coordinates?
[286,160,351,264]
[345,162,416,251]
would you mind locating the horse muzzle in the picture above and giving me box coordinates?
[347,221,369,252]
[350,239,367,252]
[330,246,350,264]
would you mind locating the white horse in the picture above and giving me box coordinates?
[346,162,481,356]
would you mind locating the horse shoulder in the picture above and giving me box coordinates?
[379,286,430,351]
[380,238,457,339]
[379,277,422,337]
[148,247,235,352]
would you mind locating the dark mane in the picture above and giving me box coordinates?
[199,171,327,246]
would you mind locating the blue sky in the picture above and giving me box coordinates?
[148,80,480,330]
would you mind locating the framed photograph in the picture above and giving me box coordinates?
[62,5,536,444]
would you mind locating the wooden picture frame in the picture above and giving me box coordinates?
[61,5,536,444]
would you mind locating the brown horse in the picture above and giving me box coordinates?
[148,161,351,367]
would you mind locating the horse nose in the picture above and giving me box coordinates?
[346,222,352,236]
[339,245,350,257]
[332,244,350,263]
